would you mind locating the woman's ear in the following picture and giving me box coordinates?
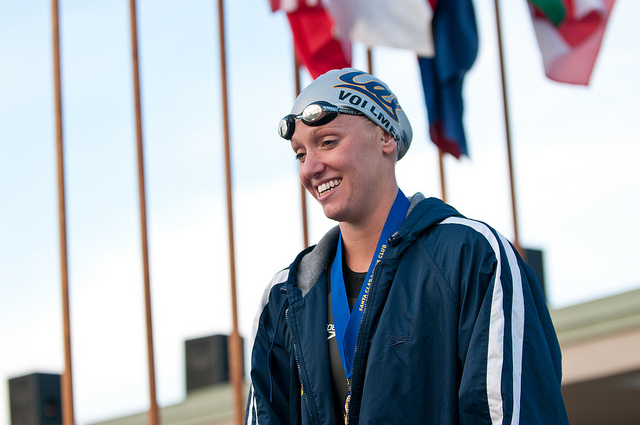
[380,129,398,156]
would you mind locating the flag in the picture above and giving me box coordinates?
[270,0,351,79]
[529,0,616,85]
[325,0,435,56]
[418,0,478,158]
[270,0,477,158]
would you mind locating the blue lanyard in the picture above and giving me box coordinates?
[330,189,410,378]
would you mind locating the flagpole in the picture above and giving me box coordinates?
[216,1,244,424]
[51,2,75,424]
[493,0,522,252]
[293,54,310,248]
[438,149,447,203]
[128,2,160,425]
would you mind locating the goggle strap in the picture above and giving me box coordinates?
[278,102,364,140]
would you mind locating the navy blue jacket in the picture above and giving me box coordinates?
[246,195,569,424]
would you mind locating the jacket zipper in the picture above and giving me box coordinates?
[346,259,380,425]
[286,306,316,425]
[347,233,402,424]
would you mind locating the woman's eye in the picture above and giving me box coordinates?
[295,152,306,162]
[322,139,337,147]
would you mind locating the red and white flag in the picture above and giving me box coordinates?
[270,0,351,78]
[325,0,435,56]
[269,0,440,78]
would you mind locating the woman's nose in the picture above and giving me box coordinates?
[300,151,324,179]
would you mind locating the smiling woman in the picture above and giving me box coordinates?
[1,1,639,425]
[246,68,570,425]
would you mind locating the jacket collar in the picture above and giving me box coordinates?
[290,193,461,297]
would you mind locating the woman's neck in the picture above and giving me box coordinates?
[339,187,399,273]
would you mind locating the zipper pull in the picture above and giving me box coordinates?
[387,231,404,246]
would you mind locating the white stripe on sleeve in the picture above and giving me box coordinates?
[249,269,290,359]
[440,217,506,424]
[497,233,524,425]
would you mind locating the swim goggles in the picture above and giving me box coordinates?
[278,101,363,140]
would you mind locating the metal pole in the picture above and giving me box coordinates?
[493,0,522,252]
[438,149,447,203]
[51,2,75,424]
[128,2,160,424]
[293,54,309,248]
[216,1,244,424]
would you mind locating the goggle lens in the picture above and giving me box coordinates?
[301,104,325,123]
[278,116,294,139]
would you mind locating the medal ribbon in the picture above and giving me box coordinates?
[330,189,410,379]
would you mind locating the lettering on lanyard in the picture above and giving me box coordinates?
[358,243,386,312]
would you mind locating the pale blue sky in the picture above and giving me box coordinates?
[1,0,639,424]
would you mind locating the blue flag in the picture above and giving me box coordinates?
[419,0,478,158]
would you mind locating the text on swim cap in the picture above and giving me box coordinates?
[334,71,401,124]
[338,90,399,140]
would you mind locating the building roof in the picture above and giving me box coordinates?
[90,384,248,425]
[552,288,640,425]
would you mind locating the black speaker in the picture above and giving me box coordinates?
[9,373,62,425]
[185,334,244,394]
[524,248,546,298]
